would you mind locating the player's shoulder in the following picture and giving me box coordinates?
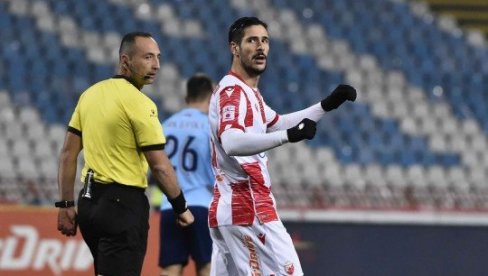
[216,74,247,96]
[162,108,196,124]
[162,109,184,124]
[161,113,176,125]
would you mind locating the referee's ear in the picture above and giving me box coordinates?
[120,54,130,69]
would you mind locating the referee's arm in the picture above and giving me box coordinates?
[144,150,194,227]
[58,131,82,200]
[144,149,180,198]
[57,131,82,236]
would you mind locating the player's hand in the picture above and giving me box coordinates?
[287,118,316,143]
[176,209,194,227]
[57,207,77,236]
[321,84,357,111]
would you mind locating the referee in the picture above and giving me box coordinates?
[56,32,194,276]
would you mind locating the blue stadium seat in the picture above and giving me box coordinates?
[0,0,485,209]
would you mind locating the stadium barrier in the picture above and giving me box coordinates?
[0,206,196,276]
[3,205,487,275]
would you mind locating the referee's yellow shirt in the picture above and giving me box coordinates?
[68,76,166,188]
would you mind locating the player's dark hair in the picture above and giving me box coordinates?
[119,32,153,57]
[186,73,213,103]
[228,17,268,44]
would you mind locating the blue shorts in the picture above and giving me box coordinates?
[158,206,212,267]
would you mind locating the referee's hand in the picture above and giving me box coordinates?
[176,209,194,227]
[57,208,77,236]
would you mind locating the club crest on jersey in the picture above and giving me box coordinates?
[257,233,266,245]
[222,105,235,122]
[284,261,295,275]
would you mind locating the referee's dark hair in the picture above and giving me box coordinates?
[228,17,268,44]
[119,31,153,57]
[186,74,214,104]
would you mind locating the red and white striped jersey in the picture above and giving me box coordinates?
[208,72,281,227]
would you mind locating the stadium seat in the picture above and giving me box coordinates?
[0,0,486,210]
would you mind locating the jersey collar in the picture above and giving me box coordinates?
[228,71,259,93]
[113,75,140,90]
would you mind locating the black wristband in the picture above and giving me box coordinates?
[55,200,75,208]
[168,191,188,215]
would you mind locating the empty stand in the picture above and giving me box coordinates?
[0,0,486,211]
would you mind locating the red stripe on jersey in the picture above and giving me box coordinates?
[267,113,280,128]
[210,138,217,169]
[253,90,266,124]
[208,185,221,228]
[242,92,254,127]
[231,181,255,225]
[217,85,251,137]
[241,162,278,223]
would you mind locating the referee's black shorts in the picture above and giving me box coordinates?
[77,182,149,276]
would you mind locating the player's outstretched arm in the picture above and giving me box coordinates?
[221,118,316,156]
[267,84,357,132]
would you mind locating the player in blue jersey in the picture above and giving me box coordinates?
[159,74,214,276]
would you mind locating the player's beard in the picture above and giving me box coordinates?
[240,55,267,78]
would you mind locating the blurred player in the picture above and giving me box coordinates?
[159,74,215,276]
[208,17,356,275]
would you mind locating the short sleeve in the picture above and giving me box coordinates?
[128,98,166,151]
[68,96,82,136]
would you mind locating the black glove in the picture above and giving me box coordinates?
[287,118,316,143]
[321,84,357,112]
